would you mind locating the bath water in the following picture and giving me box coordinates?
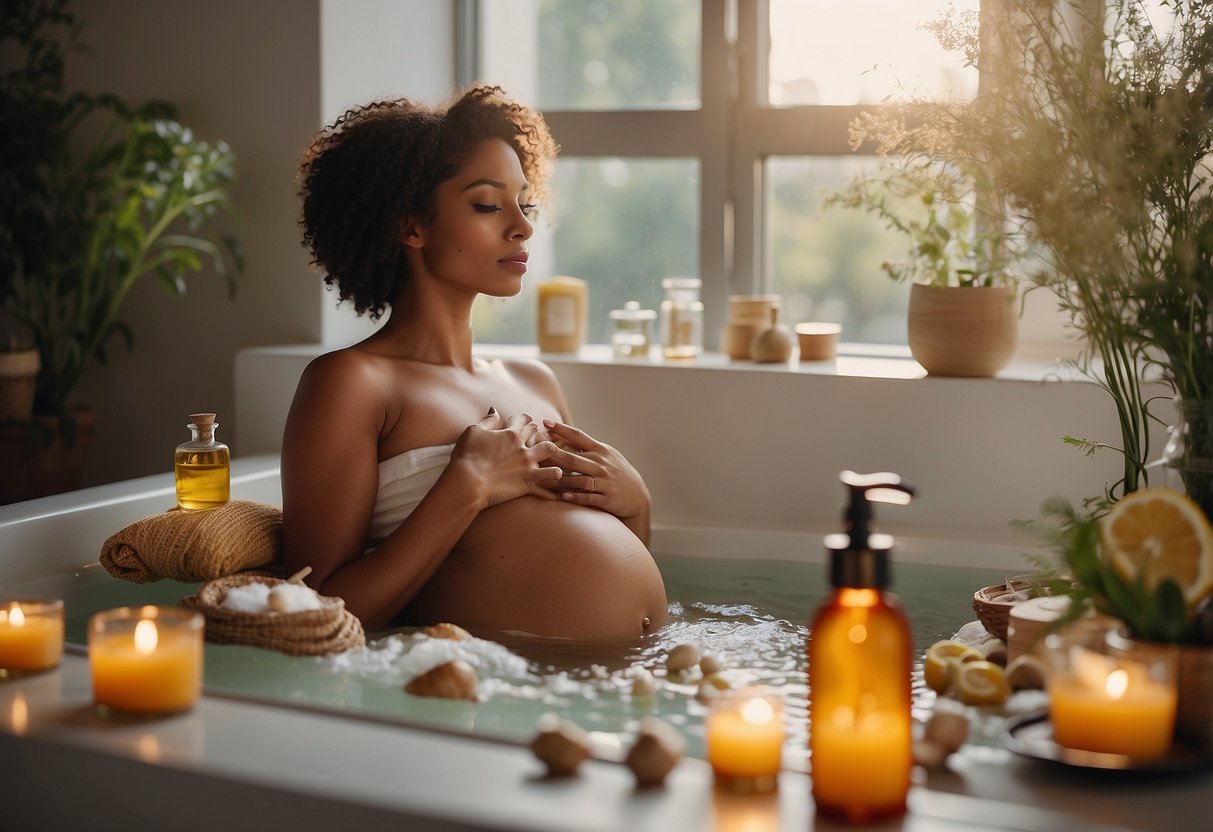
[46,554,1009,769]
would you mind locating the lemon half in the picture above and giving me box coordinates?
[1100,487,1213,606]
[923,640,983,693]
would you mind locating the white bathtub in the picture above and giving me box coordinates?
[1,350,1207,831]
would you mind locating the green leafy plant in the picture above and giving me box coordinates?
[0,0,242,424]
[821,19,1030,293]
[1017,496,1202,644]
[824,121,1025,288]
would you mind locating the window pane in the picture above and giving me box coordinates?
[766,157,911,345]
[768,1,979,106]
[479,0,700,110]
[474,158,699,345]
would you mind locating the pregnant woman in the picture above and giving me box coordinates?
[282,86,667,640]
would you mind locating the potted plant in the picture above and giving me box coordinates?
[0,0,242,502]
[825,105,1026,377]
[1023,490,1213,750]
[965,0,1213,752]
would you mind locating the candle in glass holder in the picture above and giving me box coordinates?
[89,606,204,715]
[0,598,64,674]
[1047,628,1177,760]
[705,687,784,791]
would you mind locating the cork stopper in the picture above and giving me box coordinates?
[189,412,217,429]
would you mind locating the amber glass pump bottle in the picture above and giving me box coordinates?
[175,412,230,510]
[808,471,916,825]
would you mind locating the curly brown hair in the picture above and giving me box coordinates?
[298,85,558,319]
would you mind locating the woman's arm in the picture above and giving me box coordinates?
[541,419,652,547]
[282,354,590,628]
[505,358,653,546]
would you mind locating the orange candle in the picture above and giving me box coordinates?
[89,606,204,714]
[0,598,64,673]
[1049,644,1177,760]
[706,688,784,789]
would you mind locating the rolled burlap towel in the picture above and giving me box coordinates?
[101,500,282,583]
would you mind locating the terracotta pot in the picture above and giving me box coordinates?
[0,405,96,504]
[0,347,40,423]
[907,283,1018,377]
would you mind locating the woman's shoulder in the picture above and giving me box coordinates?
[295,345,417,413]
[302,345,385,386]
[499,355,559,387]
[498,356,571,419]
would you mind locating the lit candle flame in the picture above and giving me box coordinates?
[134,619,159,654]
[8,606,25,627]
[741,696,775,726]
[1105,668,1129,701]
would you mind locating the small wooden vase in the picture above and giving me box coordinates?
[750,308,793,363]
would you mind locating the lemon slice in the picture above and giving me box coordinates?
[955,660,1011,706]
[923,640,983,693]
[1100,487,1213,605]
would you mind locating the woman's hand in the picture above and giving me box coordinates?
[450,409,590,510]
[538,419,652,524]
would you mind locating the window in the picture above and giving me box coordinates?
[471,0,984,348]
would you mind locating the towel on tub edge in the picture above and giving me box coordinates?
[100,500,282,583]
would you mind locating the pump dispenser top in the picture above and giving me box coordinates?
[824,470,916,589]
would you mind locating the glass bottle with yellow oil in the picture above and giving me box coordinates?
[809,471,916,825]
[175,412,230,510]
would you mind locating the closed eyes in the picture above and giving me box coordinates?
[472,202,539,219]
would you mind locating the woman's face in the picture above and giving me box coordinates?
[409,137,536,298]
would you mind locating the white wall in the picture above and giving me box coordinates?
[59,0,459,487]
[318,0,458,348]
[237,346,1171,553]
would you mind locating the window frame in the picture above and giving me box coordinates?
[462,0,1068,354]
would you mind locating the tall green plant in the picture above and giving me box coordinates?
[951,0,1213,501]
[0,0,242,421]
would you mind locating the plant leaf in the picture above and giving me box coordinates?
[1152,580,1188,642]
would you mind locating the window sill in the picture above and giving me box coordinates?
[477,342,1089,385]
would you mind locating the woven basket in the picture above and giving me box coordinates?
[972,576,1050,641]
[182,572,365,656]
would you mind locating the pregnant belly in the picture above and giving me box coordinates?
[403,497,668,642]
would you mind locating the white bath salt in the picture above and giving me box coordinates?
[267,583,324,613]
[323,631,534,686]
[220,581,272,613]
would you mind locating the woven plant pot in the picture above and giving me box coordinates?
[1119,637,1213,752]
[1176,643,1213,751]
[182,572,365,656]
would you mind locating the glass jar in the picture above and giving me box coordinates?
[1156,397,1213,520]
[175,412,230,510]
[609,301,656,360]
[660,277,703,360]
